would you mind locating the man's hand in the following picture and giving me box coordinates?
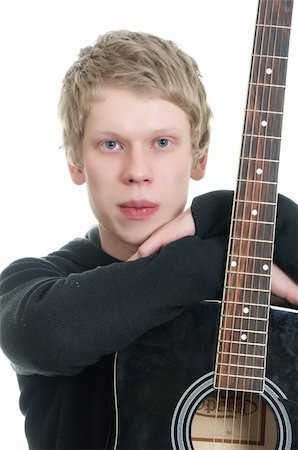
[271,264,298,306]
[129,207,298,306]
[128,208,195,261]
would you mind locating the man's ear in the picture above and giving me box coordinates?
[191,150,208,181]
[68,162,85,185]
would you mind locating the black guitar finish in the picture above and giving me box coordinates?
[113,0,296,448]
[114,301,298,449]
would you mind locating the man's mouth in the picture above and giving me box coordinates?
[119,200,159,219]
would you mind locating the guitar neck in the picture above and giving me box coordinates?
[215,0,294,393]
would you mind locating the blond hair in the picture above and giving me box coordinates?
[58,30,212,168]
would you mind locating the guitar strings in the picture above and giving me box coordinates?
[249,2,270,446]
[247,0,273,446]
[247,1,280,446]
[231,0,274,447]
[215,0,265,446]
[236,0,262,442]
[241,1,269,446]
[246,1,284,447]
[243,0,270,446]
[258,2,285,446]
[212,0,289,447]
[214,0,265,446]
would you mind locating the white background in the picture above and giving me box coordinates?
[0,0,297,447]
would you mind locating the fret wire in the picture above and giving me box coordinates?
[256,24,291,29]
[228,254,272,260]
[219,351,265,359]
[218,370,266,377]
[231,238,273,243]
[236,199,276,205]
[227,271,270,277]
[223,299,270,306]
[213,386,263,393]
[237,179,278,185]
[220,328,267,334]
[216,387,263,393]
[252,53,288,60]
[217,374,264,380]
[233,219,275,224]
[241,157,279,163]
[243,133,281,139]
[246,109,284,115]
[249,82,285,88]
[219,362,265,369]
[219,339,266,347]
[224,287,270,293]
[223,314,267,321]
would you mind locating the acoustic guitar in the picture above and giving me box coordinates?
[113,0,298,448]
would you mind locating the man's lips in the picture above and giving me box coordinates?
[119,200,159,219]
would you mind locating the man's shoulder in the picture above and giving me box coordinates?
[0,227,108,282]
[45,226,110,272]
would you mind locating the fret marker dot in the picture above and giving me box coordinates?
[241,334,247,341]
[256,168,263,175]
[266,67,272,75]
[261,120,267,127]
[231,260,237,267]
[252,209,258,216]
[243,307,249,314]
[263,264,269,271]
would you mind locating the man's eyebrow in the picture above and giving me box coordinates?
[149,128,182,135]
[93,128,182,137]
[93,130,123,138]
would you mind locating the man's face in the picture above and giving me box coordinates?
[70,86,205,260]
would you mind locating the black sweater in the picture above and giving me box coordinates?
[0,190,297,449]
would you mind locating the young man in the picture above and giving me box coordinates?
[0,30,297,449]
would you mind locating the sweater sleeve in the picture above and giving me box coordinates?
[191,190,298,283]
[1,190,296,377]
[0,233,228,377]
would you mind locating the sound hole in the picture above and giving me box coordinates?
[191,390,277,449]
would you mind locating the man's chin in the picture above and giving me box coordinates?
[100,217,170,259]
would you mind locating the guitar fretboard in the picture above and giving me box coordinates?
[215,0,293,393]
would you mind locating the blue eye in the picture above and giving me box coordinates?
[156,138,170,148]
[104,140,118,150]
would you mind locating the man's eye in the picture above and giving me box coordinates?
[156,138,170,148]
[104,140,119,150]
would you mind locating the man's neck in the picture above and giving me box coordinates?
[98,226,139,261]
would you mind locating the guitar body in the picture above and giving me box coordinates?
[115,301,298,449]
[114,1,296,448]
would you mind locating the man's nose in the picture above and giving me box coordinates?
[121,147,153,184]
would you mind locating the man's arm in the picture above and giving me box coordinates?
[132,191,298,305]
[0,234,227,377]
[271,265,298,304]
[1,191,296,377]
